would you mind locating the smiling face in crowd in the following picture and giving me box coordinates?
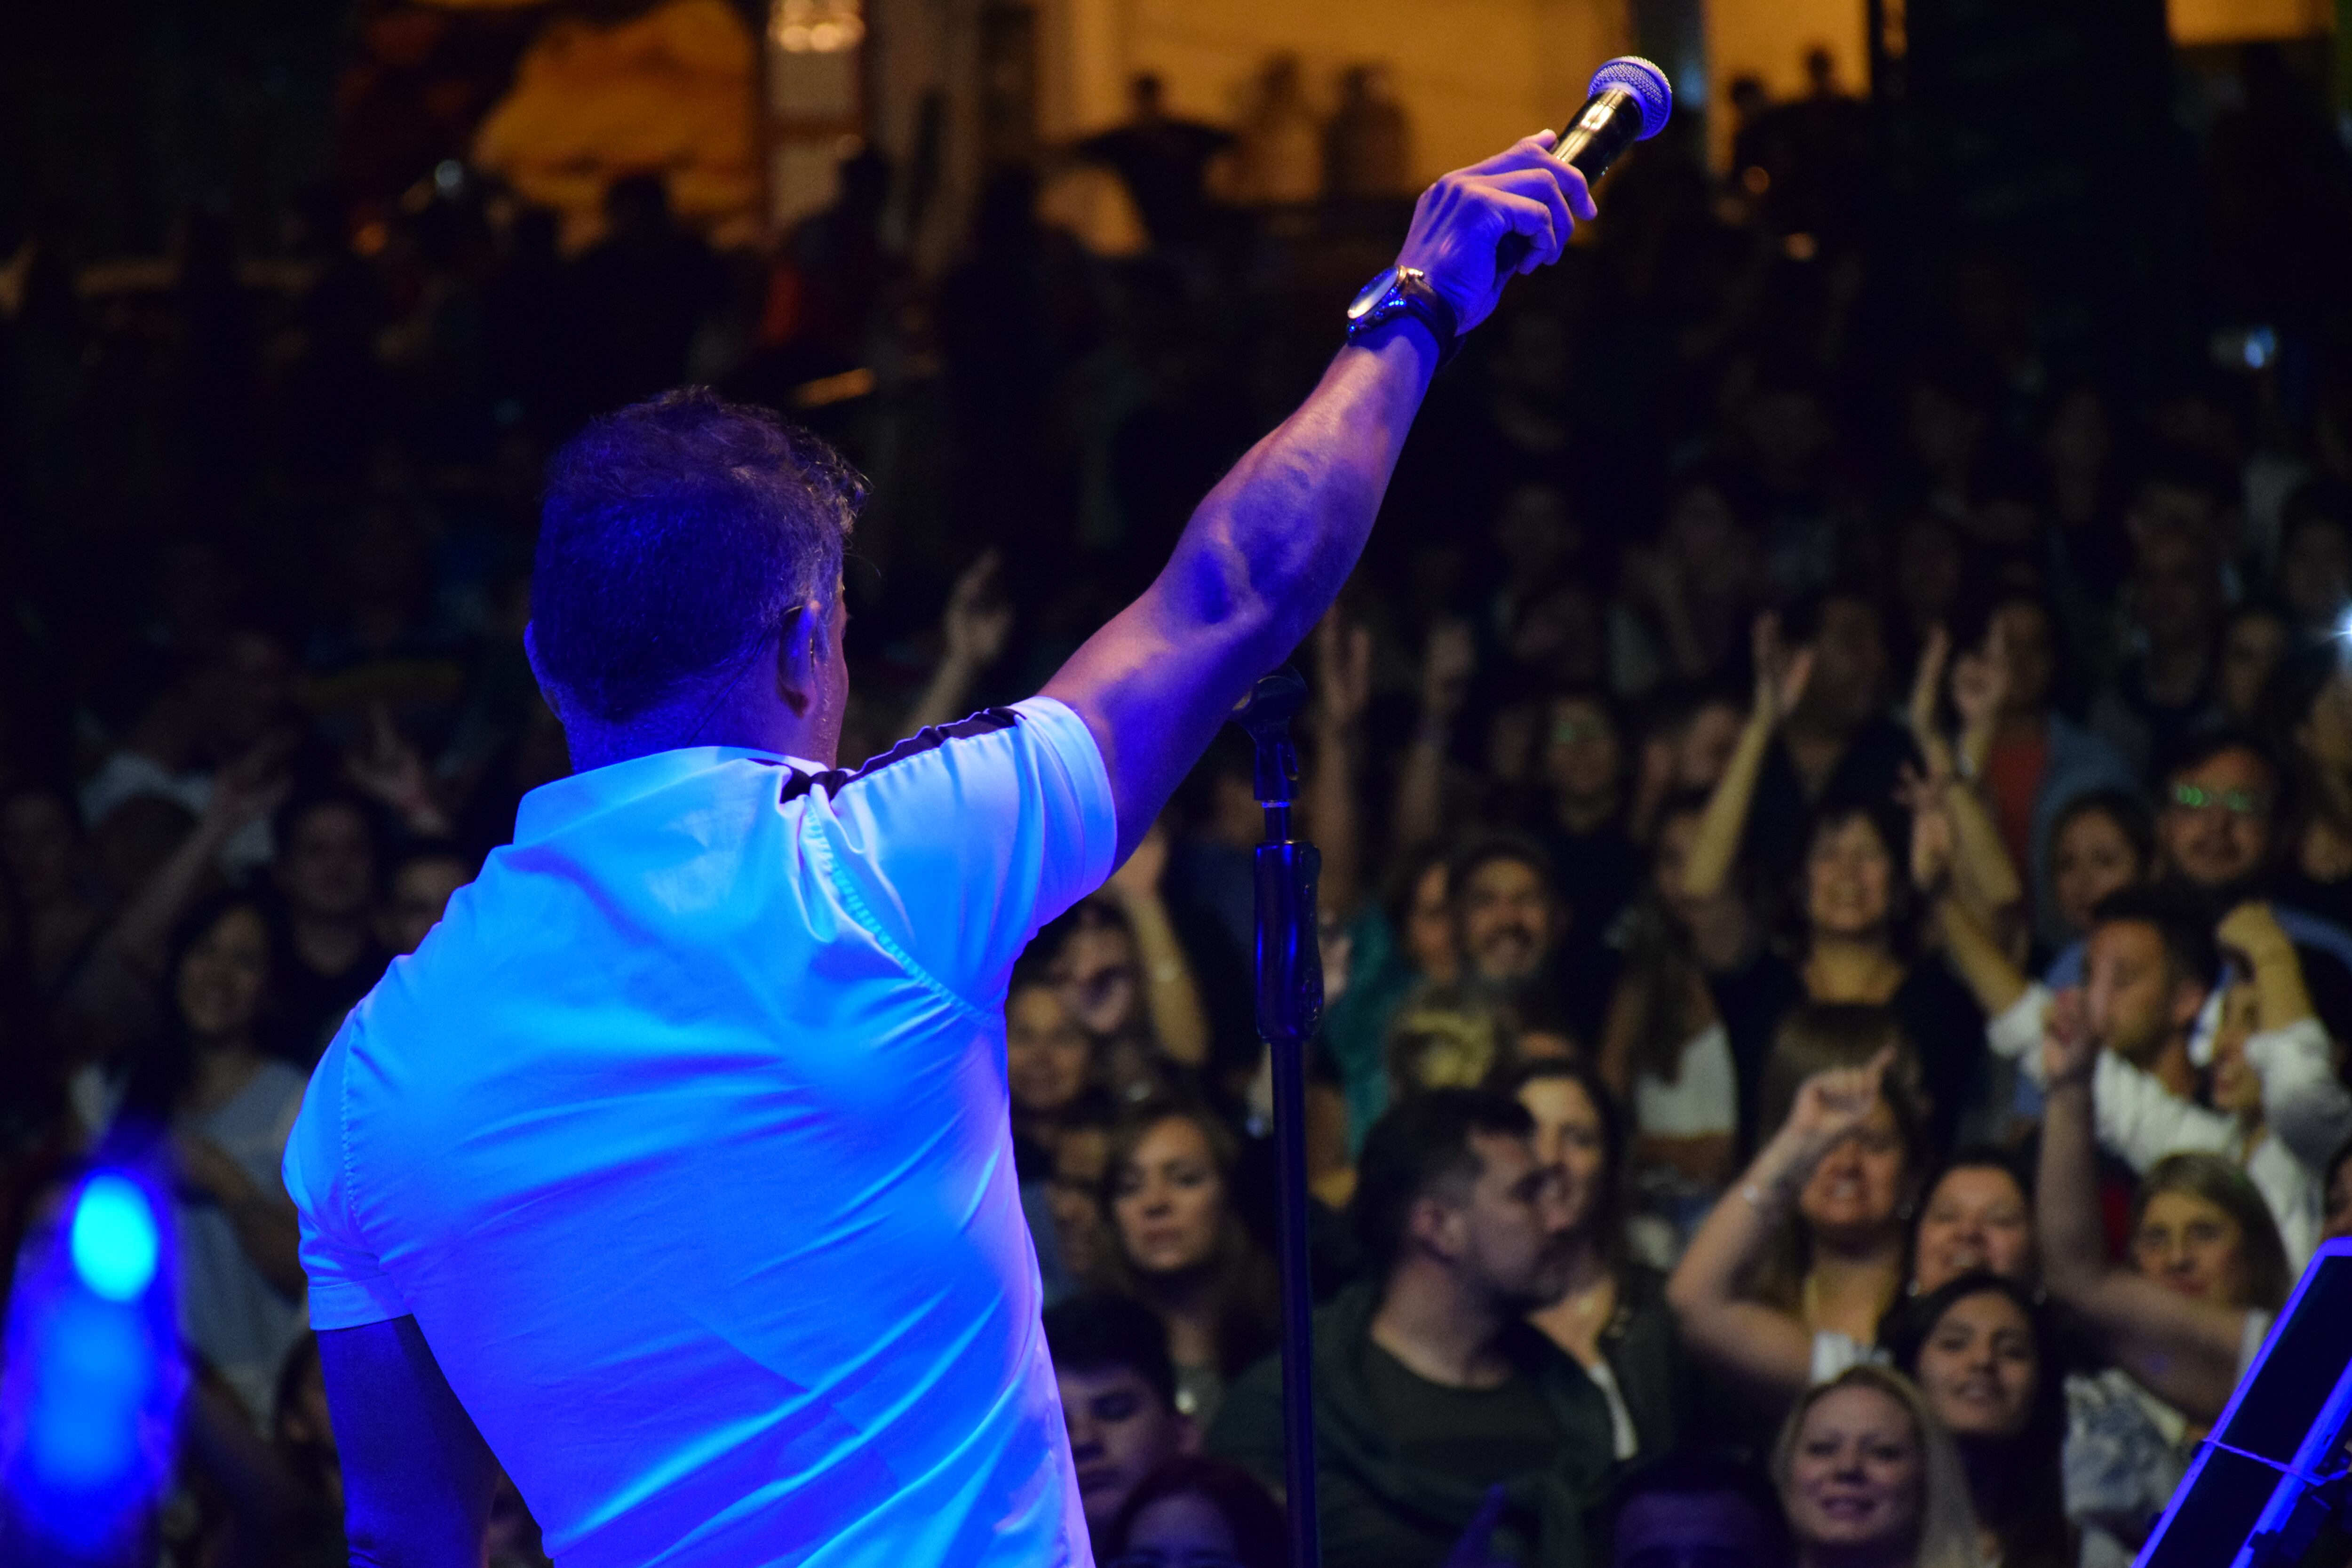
[1797,1099,1908,1247]
[1912,1289,2039,1442]
[1783,1384,1923,1559]
[2158,747,2275,890]
[1804,814,1893,942]
[1457,854,1556,984]
[2050,807,2144,938]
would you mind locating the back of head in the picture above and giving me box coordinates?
[1043,1293,1177,1412]
[531,389,864,727]
[1352,1086,1534,1285]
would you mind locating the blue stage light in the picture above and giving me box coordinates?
[68,1175,159,1302]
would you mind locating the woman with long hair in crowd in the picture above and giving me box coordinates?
[1509,1057,1692,1463]
[1599,792,1752,1257]
[110,890,309,1422]
[1773,1363,1984,1568]
[1882,1273,2070,1568]
[2040,1000,2295,1565]
[1103,1096,1279,1428]
[1668,1034,1926,1406]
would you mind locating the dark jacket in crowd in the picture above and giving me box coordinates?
[1206,1283,1615,1568]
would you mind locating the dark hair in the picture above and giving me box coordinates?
[114,891,277,1128]
[1042,1293,1178,1412]
[2087,883,2220,990]
[1603,1449,1793,1568]
[531,389,865,724]
[2049,788,2155,877]
[1920,1143,2033,1216]
[1500,1057,1626,1250]
[1800,801,1917,945]
[2155,726,2279,800]
[1105,1456,1287,1568]
[1881,1272,2071,1568]
[1448,832,1557,907]
[1352,1087,1535,1283]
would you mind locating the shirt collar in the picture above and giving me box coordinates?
[513,747,828,844]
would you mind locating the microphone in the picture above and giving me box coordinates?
[1498,56,1673,270]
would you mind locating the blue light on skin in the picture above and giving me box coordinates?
[69,1175,159,1303]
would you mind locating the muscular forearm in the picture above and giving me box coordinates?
[1045,330,1436,858]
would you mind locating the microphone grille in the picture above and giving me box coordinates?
[1587,56,1673,140]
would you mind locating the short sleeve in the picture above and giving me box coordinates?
[812,696,1117,1004]
[281,1032,408,1329]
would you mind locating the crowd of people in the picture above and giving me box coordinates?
[2,35,2350,1568]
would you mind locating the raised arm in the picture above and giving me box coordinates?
[1683,614,1810,901]
[1043,137,1595,860]
[905,549,1014,735]
[1666,1049,1895,1401]
[1099,825,1211,1068]
[1307,611,1373,918]
[1390,619,1475,853]
[321,1317,501,1568]
[2220,903,2352,1168]
[2035,997,2248,1420]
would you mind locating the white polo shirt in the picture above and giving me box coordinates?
[283,698,1115,1567]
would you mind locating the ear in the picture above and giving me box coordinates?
[1405,1194,1465,1265]
[2169,979,2209,1034]
[771,600,827,718]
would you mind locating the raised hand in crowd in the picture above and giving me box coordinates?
[1393,618,1477,851]
[1666,1047,1899,1400]
[1099,819,1210,1069]
[345,702,453,839]
[1309,609,1374,920]
[99,731,294,978]
[1681,612,1812,901]
[905,548,1016,735]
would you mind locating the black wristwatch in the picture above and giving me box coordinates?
[1345,265,1460,366]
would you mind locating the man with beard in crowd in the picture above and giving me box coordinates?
[1209,1088,1613,1568]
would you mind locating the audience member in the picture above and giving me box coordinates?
[373,842,475,958]
[1604,1448,1795,1568]
[1669,1043,1923,1405]
[1209,1089,1615,1568]
[1771,1365,1982,1568]
[264,789,389,1063]
[111,893,309,1422]
[1104,1098,1279,1427]
[1882,1274,2071,1568]
[1045,1293,1201,1552]
[1102,1455,1288,1568]
[1511,1059,1692,1461]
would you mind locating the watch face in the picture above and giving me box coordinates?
[1347,269,1398,322]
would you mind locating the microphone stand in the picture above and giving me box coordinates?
[1232,667,1323,1568]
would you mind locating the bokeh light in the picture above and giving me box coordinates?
[68,1176,159,1303]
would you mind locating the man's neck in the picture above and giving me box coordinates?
[1369,1264,1513,1390]
[2144,1033,2199,1100]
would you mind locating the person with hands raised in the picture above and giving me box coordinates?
[1668,1047,1918,1406]
[906,548,1017,736]
[1682,613,1813,903]
[2036,987,2295,1564]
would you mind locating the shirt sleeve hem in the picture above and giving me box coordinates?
[305,1281,410,1330]
[1011,695,1119,892]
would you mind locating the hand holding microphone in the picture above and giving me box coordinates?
[1349,57,1672,359]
